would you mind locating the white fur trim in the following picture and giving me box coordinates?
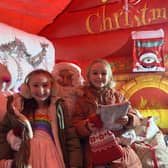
[132,29,164,39]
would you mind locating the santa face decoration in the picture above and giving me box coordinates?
[132,29,165,72]
[139,52,161,68]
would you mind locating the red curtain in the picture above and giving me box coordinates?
[0,0,71,34]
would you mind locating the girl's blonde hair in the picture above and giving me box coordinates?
[86,59,115,88]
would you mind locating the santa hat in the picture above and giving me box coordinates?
[52,62,84,87]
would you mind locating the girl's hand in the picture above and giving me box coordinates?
[6,129,22,151]
[115,115,129,126]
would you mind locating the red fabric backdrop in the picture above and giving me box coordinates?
[0,0,71,34]
[40,0,168,72]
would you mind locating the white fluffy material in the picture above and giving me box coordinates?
[0,22,55,92]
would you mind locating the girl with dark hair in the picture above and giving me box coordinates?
[0,69,82,168]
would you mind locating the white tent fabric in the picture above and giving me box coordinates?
[0,23,55,92]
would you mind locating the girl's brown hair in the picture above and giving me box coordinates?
[25,69,55,86]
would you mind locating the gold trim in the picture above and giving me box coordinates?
[120,74,168,98]
[118,73,168,129]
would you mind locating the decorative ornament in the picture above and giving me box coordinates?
[132,29,165,72]
[128,0,141,5]
[0,38,49,92]
[123,0,141,14]
[138,52,161,68]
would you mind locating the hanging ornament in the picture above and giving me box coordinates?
[123,0,129,12]
[123,0,141,14]
[128,0,141,5]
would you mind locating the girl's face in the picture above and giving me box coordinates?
[89,62,109,89]
[28,74,52,102]
[58,69,73,87]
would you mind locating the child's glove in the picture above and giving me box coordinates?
[6,129,22,151]
[88,114,103,129]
